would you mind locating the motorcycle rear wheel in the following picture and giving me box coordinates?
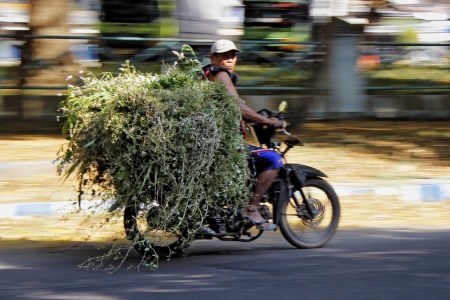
[280,178,340,249]
[123,204,189,258]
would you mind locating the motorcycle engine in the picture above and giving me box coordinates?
[259,204,272,220]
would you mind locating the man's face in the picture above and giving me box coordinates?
[210,50,238,72]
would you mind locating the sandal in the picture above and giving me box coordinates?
[244,215,277,231]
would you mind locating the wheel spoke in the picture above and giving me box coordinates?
[124,205,187,258]
[280,178,340,249]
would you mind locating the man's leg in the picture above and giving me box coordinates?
[251,169,279,205]
[243,168,279,229]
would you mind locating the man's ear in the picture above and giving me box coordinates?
[210,53,217,64]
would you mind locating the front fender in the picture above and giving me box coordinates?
[286,163,327,189]
[288,163,327,179]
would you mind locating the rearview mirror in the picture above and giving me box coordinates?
[278,101,287,113]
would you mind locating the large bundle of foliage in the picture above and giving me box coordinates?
[56,46,249,270]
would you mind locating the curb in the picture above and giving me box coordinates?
[0,200,114,217]
[0,202,65,217]
[1,160,450,217]
[1,182,449,217]
[335,181,450,203]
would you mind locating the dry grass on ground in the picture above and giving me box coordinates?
[288,120,450,182]
[2,120,450,244]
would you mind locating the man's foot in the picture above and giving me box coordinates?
[243,205,277,231]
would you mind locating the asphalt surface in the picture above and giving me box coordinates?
[1,228,450,300]
[1,132,450,299]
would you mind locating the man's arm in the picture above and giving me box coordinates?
[211,72,283,127]
[239,102,281,126]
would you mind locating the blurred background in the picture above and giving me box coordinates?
[1,0,450,241]
[0,0,449,123]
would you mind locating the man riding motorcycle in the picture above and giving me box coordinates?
[203,39,283,231]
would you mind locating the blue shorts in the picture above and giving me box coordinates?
[248,145,284,176]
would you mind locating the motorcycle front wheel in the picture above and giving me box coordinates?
[280,178,340,249]
[123,204,189,258]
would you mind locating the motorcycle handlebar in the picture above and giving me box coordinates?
[269,117,286,129]
[272,120,289,134]
[271,118,291,135]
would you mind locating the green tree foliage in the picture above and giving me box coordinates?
[397,28,419,43]
[56,46,250,270]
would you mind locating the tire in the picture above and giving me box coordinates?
[280,178,340,249]
[123,204,189,258]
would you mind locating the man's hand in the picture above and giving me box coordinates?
[239,102,282,126]
[267,117,284,128]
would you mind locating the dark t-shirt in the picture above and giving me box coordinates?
[202,64,245,136]
[202,65,238,86]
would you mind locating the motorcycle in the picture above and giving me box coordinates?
[116,101,340,258]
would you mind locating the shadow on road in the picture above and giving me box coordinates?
[1,228,450,299]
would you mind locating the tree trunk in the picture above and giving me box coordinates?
[20,0,77,87]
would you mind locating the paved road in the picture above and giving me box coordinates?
[1,228,449,300]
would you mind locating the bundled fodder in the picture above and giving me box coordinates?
[56,46,249,270]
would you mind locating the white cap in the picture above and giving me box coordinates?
[211,39,242,54]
